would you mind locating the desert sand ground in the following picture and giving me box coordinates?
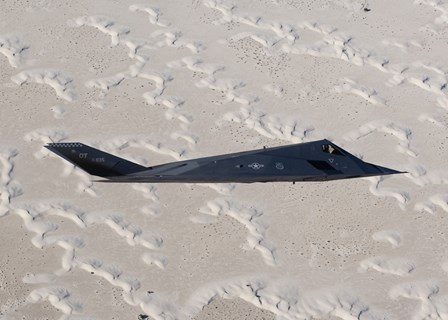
[1,0,448,319]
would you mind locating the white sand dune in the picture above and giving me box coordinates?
[129,4,170,28]
[359,256,415,276]
[334,78,386,106]
[344,120,415,157]
[415,193,448,214]
[187,278,387,320]
[224,107,313,142]
[28,287,83,316]
[74,15,131,47]
[0,34,28,68]
[11,69,76,102]
[0,148,21,217]
[196,198,277,266]
[372,230,402,248]
[366,176,409,210]
[2,0,448,319]
[390,281,448,320]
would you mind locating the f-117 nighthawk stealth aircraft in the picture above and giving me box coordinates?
[45,140,403,183]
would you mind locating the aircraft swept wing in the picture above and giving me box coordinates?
[45,140,404,183]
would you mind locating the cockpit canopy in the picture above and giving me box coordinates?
[322,144,343,156]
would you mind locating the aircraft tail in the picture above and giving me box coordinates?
[45,142,146,178]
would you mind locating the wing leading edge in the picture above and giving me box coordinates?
[45,140,405,183]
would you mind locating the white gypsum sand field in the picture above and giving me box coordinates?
[1,0,448,319]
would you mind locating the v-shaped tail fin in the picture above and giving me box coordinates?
[45,142,146,177]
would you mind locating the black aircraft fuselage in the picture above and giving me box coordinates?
[44,139,403,183]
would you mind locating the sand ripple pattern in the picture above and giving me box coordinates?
[2,0,448,319]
